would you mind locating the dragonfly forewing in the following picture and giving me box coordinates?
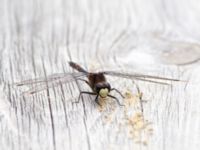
[103,71,181,84]
[15,72,87,86]
[15,72,87,95]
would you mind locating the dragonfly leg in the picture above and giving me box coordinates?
[133,81,144,113]
[73,91,96,103]
[108,94,125,106]
[94,95,101,106]
[110,88,125,98]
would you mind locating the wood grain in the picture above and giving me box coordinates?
[0,0,200,150]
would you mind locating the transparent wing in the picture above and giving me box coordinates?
[103,71,181,85]
[15,72,86,86]
[15,72,87,95]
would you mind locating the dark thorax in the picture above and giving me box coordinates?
[88,73,111,94]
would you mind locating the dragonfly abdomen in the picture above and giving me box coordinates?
[88,73,107,91]
[69,61,87,73]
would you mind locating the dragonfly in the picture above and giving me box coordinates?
[16,61,180,106]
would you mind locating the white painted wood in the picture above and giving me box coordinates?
[0,0,200,150]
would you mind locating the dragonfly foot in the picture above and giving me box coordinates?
[119,103,125,107]
[95,100,102,107]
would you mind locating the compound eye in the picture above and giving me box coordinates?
[95,84,101,92]
[107,83,111,91]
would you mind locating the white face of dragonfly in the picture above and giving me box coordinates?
[99,88,109,98]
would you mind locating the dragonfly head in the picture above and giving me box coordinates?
[99,88,109,98]
[95,82,111,98]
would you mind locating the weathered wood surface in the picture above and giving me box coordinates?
[0,0,200,150]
